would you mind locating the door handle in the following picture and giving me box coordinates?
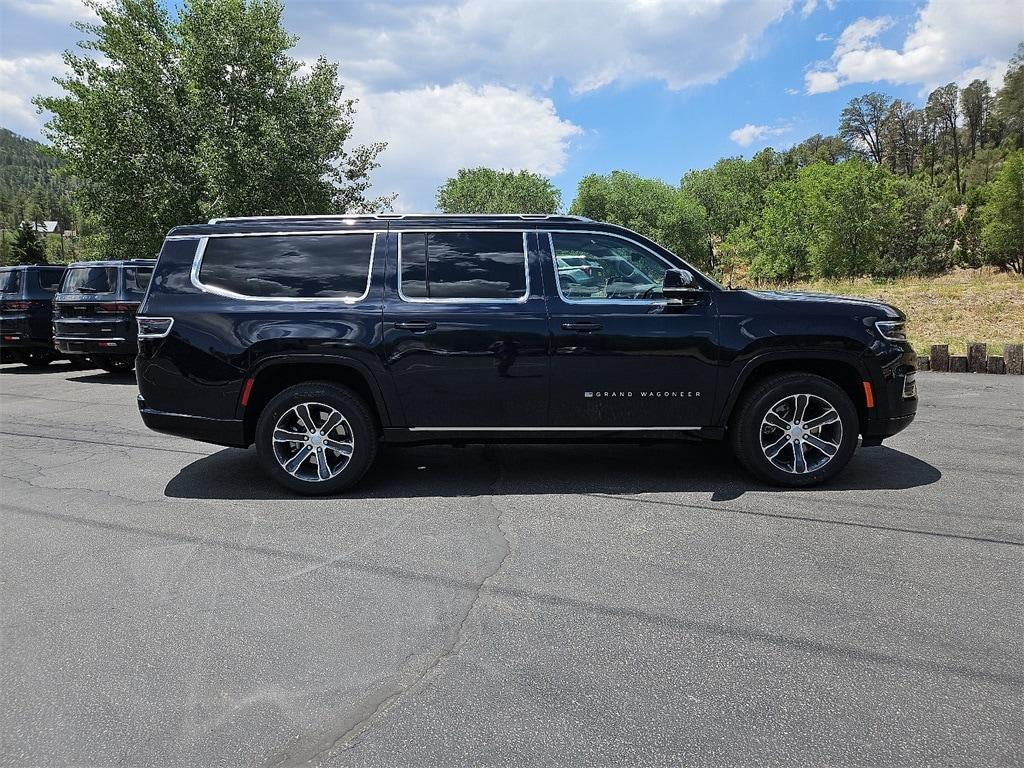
[394,320,437,332]
[561,321,603,333]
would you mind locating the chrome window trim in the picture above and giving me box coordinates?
[208,213,591,224]
[545,230,684,307]
[189,231,377,303]
[397,230,531,305]
[137,316,175,339]
[406,426,700,431]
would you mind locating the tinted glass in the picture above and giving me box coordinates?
[400,232,526,300]
[125,267,153,294]
[37,269,64,291]
[199,234,374,298]
[552,233,669,300]
[0,270,21,294]
[62,266,117,293]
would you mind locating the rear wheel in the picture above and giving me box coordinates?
[730,373,859,487]
[22,349,56,368]
[95,355,135,373]
[255,382,378,495]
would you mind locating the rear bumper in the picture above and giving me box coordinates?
[138,396,247,448]
[55,336,135,356]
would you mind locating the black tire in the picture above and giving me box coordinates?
[255,382,378,495]
[22,349,56,368]
[96,355,135,373]
[730,373,859,487]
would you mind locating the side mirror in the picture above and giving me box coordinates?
[662,269,703,304]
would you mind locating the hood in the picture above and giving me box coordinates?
[740,289,904,320]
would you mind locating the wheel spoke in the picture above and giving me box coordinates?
[294,404,315,433]
[792,394,810,424]
[323,438,353,456]
[273,428,307,442]
[792,440,808,473]
[282,445,313,475]
[320,410,344,435]
[803,433,839,456]
[764,411,791,432]
[315,448,332,480]
[803,408,840,431]
[763,433,790,460]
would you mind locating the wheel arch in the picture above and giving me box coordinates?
[718,351,872,434]
[239,355,394,446]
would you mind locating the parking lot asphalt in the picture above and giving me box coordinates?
[0,363,1021,767]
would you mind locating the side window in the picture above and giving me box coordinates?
[198,234,374,299]
[37,270,63,291]
[400,232,527,301]
[125,267,153,294]
[551,233,670,301]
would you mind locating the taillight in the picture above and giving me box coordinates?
[96,302,141,313]
[2,300,31,311]
[137,316,174,339]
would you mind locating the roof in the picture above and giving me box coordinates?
[65,259,158,268]
[23,220,59,233]
[207,213,591,224]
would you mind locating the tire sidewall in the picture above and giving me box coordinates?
[255,383,377,495]
[734,374,859,487]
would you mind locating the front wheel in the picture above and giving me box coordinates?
[255,382,378,495]
[730,373,859,487]
[22,349,56,368]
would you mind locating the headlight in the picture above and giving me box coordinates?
[137,316,174,339]
[875,320,907,342]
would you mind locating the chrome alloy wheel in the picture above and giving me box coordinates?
[271,402,354,482]
[759,393,843,475]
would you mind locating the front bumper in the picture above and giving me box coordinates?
[862,348,918,443]
[138,396,247,448]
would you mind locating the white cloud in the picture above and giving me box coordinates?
[0,53,65,136]
[293,0,792,94]
[729,123,791,148]
[815,33,832,42]
[805,0,1021,94]
[784,87,800,95]
[5,0,95,22]
[350,83,582,211]
[801,0,836,17]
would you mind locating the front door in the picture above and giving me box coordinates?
[383,229,549,429]
[544,230,718,428]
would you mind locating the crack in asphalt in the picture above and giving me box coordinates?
[268,446,516,767]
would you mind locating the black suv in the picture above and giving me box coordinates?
[0,264,67,367]
[54,259,155,372]
[137,214,917,494]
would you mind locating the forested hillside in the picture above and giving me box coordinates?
[0,128,76,230]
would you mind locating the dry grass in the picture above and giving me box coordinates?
[747,268,1024,356]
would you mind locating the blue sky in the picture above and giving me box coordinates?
[1,0,1020,210]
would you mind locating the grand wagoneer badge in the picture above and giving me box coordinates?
[584,390,702,398]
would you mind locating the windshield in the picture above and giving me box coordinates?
[62,266,118,294]
[0,270,22,294]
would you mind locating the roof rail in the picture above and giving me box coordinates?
[207,213,592,224]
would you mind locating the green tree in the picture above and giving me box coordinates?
[993,43,1024,148]
[839,92,891,164]
[750,178,808,281]
[569,170,707,268]
[10,222,48,265]
[980,150,1024,274]
[927,83,964,195]
[436,168,560,214]
[879,178,955,277]
[36,0,388,259]
[960,79,992,159]
[681,157,764,268]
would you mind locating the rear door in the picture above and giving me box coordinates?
[382,229,549,429]
[543,230,719,428]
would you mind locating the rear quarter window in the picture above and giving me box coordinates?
[198,233,375,299]
[37,270,64,291]
[0,270,22,294]
[125,267,153,294]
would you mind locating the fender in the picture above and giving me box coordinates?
[237,352,400,427]
[715,347,872,426]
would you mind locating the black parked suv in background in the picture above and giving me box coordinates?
[137,214,917,494]
[0,264,67,367]
[54,259,155,372]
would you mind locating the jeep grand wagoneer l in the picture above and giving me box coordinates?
[136,214,917,494]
